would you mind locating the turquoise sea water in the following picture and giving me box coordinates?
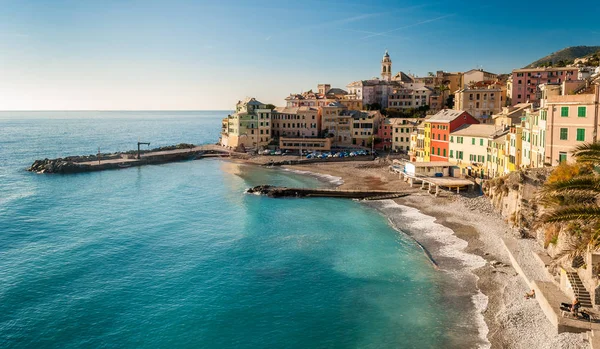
[0,111,479,348]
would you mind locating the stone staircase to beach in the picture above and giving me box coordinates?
[566,271,593,308]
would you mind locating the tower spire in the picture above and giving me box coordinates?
[381,50,392,81]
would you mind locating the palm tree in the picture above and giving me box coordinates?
[540,142,600,251]
[434,81,451,109]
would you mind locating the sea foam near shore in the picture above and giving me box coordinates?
[280,168,344,186]
[365,199,491,349]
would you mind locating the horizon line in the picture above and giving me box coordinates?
[0,109,235,112]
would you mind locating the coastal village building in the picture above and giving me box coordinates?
[347,51,419,108]
[461,69,498,87]
[448,124,498,177]
[510,67,578,106]
[390,118,423,152]
[519,109,545,168]
[485,128,510,178]
[506,124,523,172]
[543,83,600,164]
[374,118,423,152]
[423,121,432,162]
[351,110,383,147]
[279,137,332,152]
[320,102,353,146]
[387,83,433,110]
[409,120,428,162]
[428,92,444,112]
[426,109,480,162]
[220,97,272,150]
[454,81,506,123]
[492,103,533,127]
[339,96,363,110]
[376,118,395,150]
[410,70,463,95]
[272,107,321,138]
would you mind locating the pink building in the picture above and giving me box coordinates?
[376,118,393,150]
[544,84,600,164]
[511,67,578,106]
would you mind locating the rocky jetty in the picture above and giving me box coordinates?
[27,144,230,174]
[247,185,409,199]
[28,158,90,174]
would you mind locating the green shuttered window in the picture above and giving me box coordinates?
[560,128,568,140]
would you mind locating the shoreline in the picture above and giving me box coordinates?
[265,160,589,349]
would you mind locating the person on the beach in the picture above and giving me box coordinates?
[571,297,581,314]
[524,289,535,299]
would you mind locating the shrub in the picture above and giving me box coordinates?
[547,162,593,184]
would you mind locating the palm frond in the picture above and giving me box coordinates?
[542,205,600,223]
[542,175,600,194]
[572,143,600,164]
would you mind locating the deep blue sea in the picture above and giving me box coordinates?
[0,111,483,348]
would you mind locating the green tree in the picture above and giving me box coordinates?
[445,95,455,109]
[366,102,382,111]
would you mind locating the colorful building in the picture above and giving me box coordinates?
[506,124,523,172]
[427,109,480,162]
[511,67,578,106]
[485,128,510,178]
[449,124,498,177]
[272,106,321,139]
[320,102,353,146]
[454,81,506,123]
[492,103,532,127]
[390,118,423,152]
[351,110,383,147]
[543,83,600,164]
[220,97,272,150]
[279,137,331,152]
[387,84,433,110]
[461,69,498,88]
[376,118,394,150]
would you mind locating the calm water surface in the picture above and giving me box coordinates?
[0,111,474,348]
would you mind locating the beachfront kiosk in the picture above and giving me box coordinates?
[394,160,474,196]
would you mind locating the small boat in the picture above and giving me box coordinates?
[118,163,131,168]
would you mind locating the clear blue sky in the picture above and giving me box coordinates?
[1,0,598,110]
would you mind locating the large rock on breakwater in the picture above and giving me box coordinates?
[28,158,89,174]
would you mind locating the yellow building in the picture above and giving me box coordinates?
[320,102,353,146]
[423,120,432,161]
[506,125,523,172]
[351,110,383,147]
[485,128,510,178]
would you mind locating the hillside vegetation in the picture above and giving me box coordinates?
[525,45,600,68]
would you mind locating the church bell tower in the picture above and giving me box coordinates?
[381,50,392,81]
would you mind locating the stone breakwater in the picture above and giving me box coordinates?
[28,144,229,174]
[246,185,409,199]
